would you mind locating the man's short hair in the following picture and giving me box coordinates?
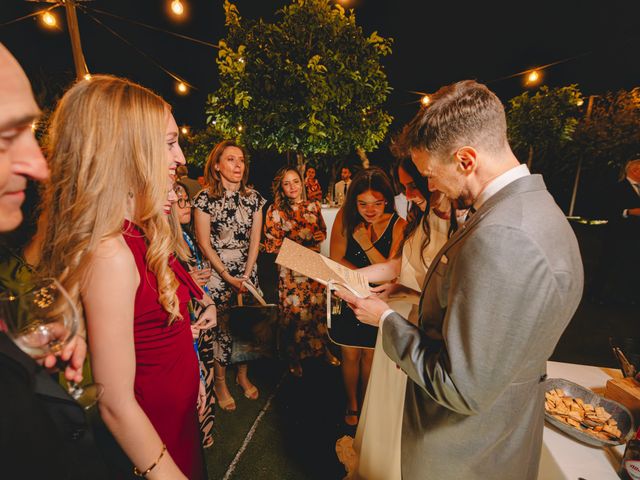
[392,80,508,162]
[176,165,188,177]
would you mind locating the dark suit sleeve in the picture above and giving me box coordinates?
[382,224,561,415]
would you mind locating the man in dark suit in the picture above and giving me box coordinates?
[0,43,107,479]
[337,80,583,479]
[600,158,640,304]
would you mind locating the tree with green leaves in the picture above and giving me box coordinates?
[568,88,640,176]
[206,0,393,169]
[507,85,583,171]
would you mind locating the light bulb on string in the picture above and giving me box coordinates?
[171,0,184,16]
[181,126,189,135]
[84,73,92,81]
[40,11,57,28]
[525,70,541,86]
[421,95,431,106]
[176,81,188,95]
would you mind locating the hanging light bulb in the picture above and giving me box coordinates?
[526,70,540,85]
[176,81,188,95]
[181,126,189,135]
[171,0,184,16]
[41,11,57,28]
[421,95,431,106]
[576,98,584,107]
[237,125,243,132]
[83,73,92,81]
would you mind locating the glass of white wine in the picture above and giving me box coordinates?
[0,278,103,409]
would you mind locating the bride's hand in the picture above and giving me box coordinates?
[370,282,403,301]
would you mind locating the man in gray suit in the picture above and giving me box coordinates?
[337,80,583,480]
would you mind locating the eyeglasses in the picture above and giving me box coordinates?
[357,200,387,208]
[177,198,191,208]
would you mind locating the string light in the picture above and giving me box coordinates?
[83,73,92,81]
[176,81,188,94]
[525,70,541,86]
[576,98,584,107]
[237,125,243,132]
[170,0,184,16]
[40,11,57,28]
[421,95,431,106]
[180,126,189,135]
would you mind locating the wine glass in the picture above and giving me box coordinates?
[0,278,103,409]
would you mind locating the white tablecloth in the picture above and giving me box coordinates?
[320,206,339,257]
[540,361,625,479]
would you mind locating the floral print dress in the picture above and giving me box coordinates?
[193,188,266,366]
[263,200,329,362]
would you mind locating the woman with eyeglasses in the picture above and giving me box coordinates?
[172,181,216,449]
[329,167,406,427]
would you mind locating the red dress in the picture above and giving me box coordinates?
[123,221,205,480]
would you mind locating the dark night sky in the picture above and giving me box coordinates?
[2,0,639,148]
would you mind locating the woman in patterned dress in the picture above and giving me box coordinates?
[263,167,341,377]
[304,166,323,202]
[194,141,266,412]
[173,181,216,448]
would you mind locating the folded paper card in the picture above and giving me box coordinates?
[274,238,371,298]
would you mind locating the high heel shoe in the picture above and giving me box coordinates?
[236,376,259,400]
[213,376,236,411]
[325,350,341,367]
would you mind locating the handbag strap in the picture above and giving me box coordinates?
[239,279,268,306]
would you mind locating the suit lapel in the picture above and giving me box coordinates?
[418,174,547,318]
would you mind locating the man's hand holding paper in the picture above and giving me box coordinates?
[334,289,390,327]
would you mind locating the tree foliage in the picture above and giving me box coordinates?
[507,85,583,171]
[206,0,394,160]
[568,88,640,176]
[180,124,227,168]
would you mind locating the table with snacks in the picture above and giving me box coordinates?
[540,361,629,480]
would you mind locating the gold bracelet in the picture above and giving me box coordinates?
[133,444,167,477]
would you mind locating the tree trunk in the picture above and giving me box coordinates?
[356,147,369,168]
[296,152,306,174]
[526,145,534,170]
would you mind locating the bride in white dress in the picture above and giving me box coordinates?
[336,159,458,480]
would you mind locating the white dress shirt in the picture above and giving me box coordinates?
[378,163,531,324]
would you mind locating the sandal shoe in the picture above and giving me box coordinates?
[289,362,303,378]
[213,379,236,411]
[344,408,359,427]
[236,377,259,400]
[325,351,341,367]
[203,436,215,449]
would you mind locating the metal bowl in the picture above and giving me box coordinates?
[543,377,635,447]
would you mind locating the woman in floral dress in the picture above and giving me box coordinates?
[304,166,323,202]
[194,140,265,412]
[264,167,341,377]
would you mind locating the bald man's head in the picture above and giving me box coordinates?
[0,43,48,232]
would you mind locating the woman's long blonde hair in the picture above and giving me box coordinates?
[38,74,185,323]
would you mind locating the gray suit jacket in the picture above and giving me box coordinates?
[382,174,583,480]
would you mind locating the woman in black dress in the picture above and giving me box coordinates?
[329,167,406,426]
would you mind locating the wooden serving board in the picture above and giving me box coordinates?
[605,377,640,425]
